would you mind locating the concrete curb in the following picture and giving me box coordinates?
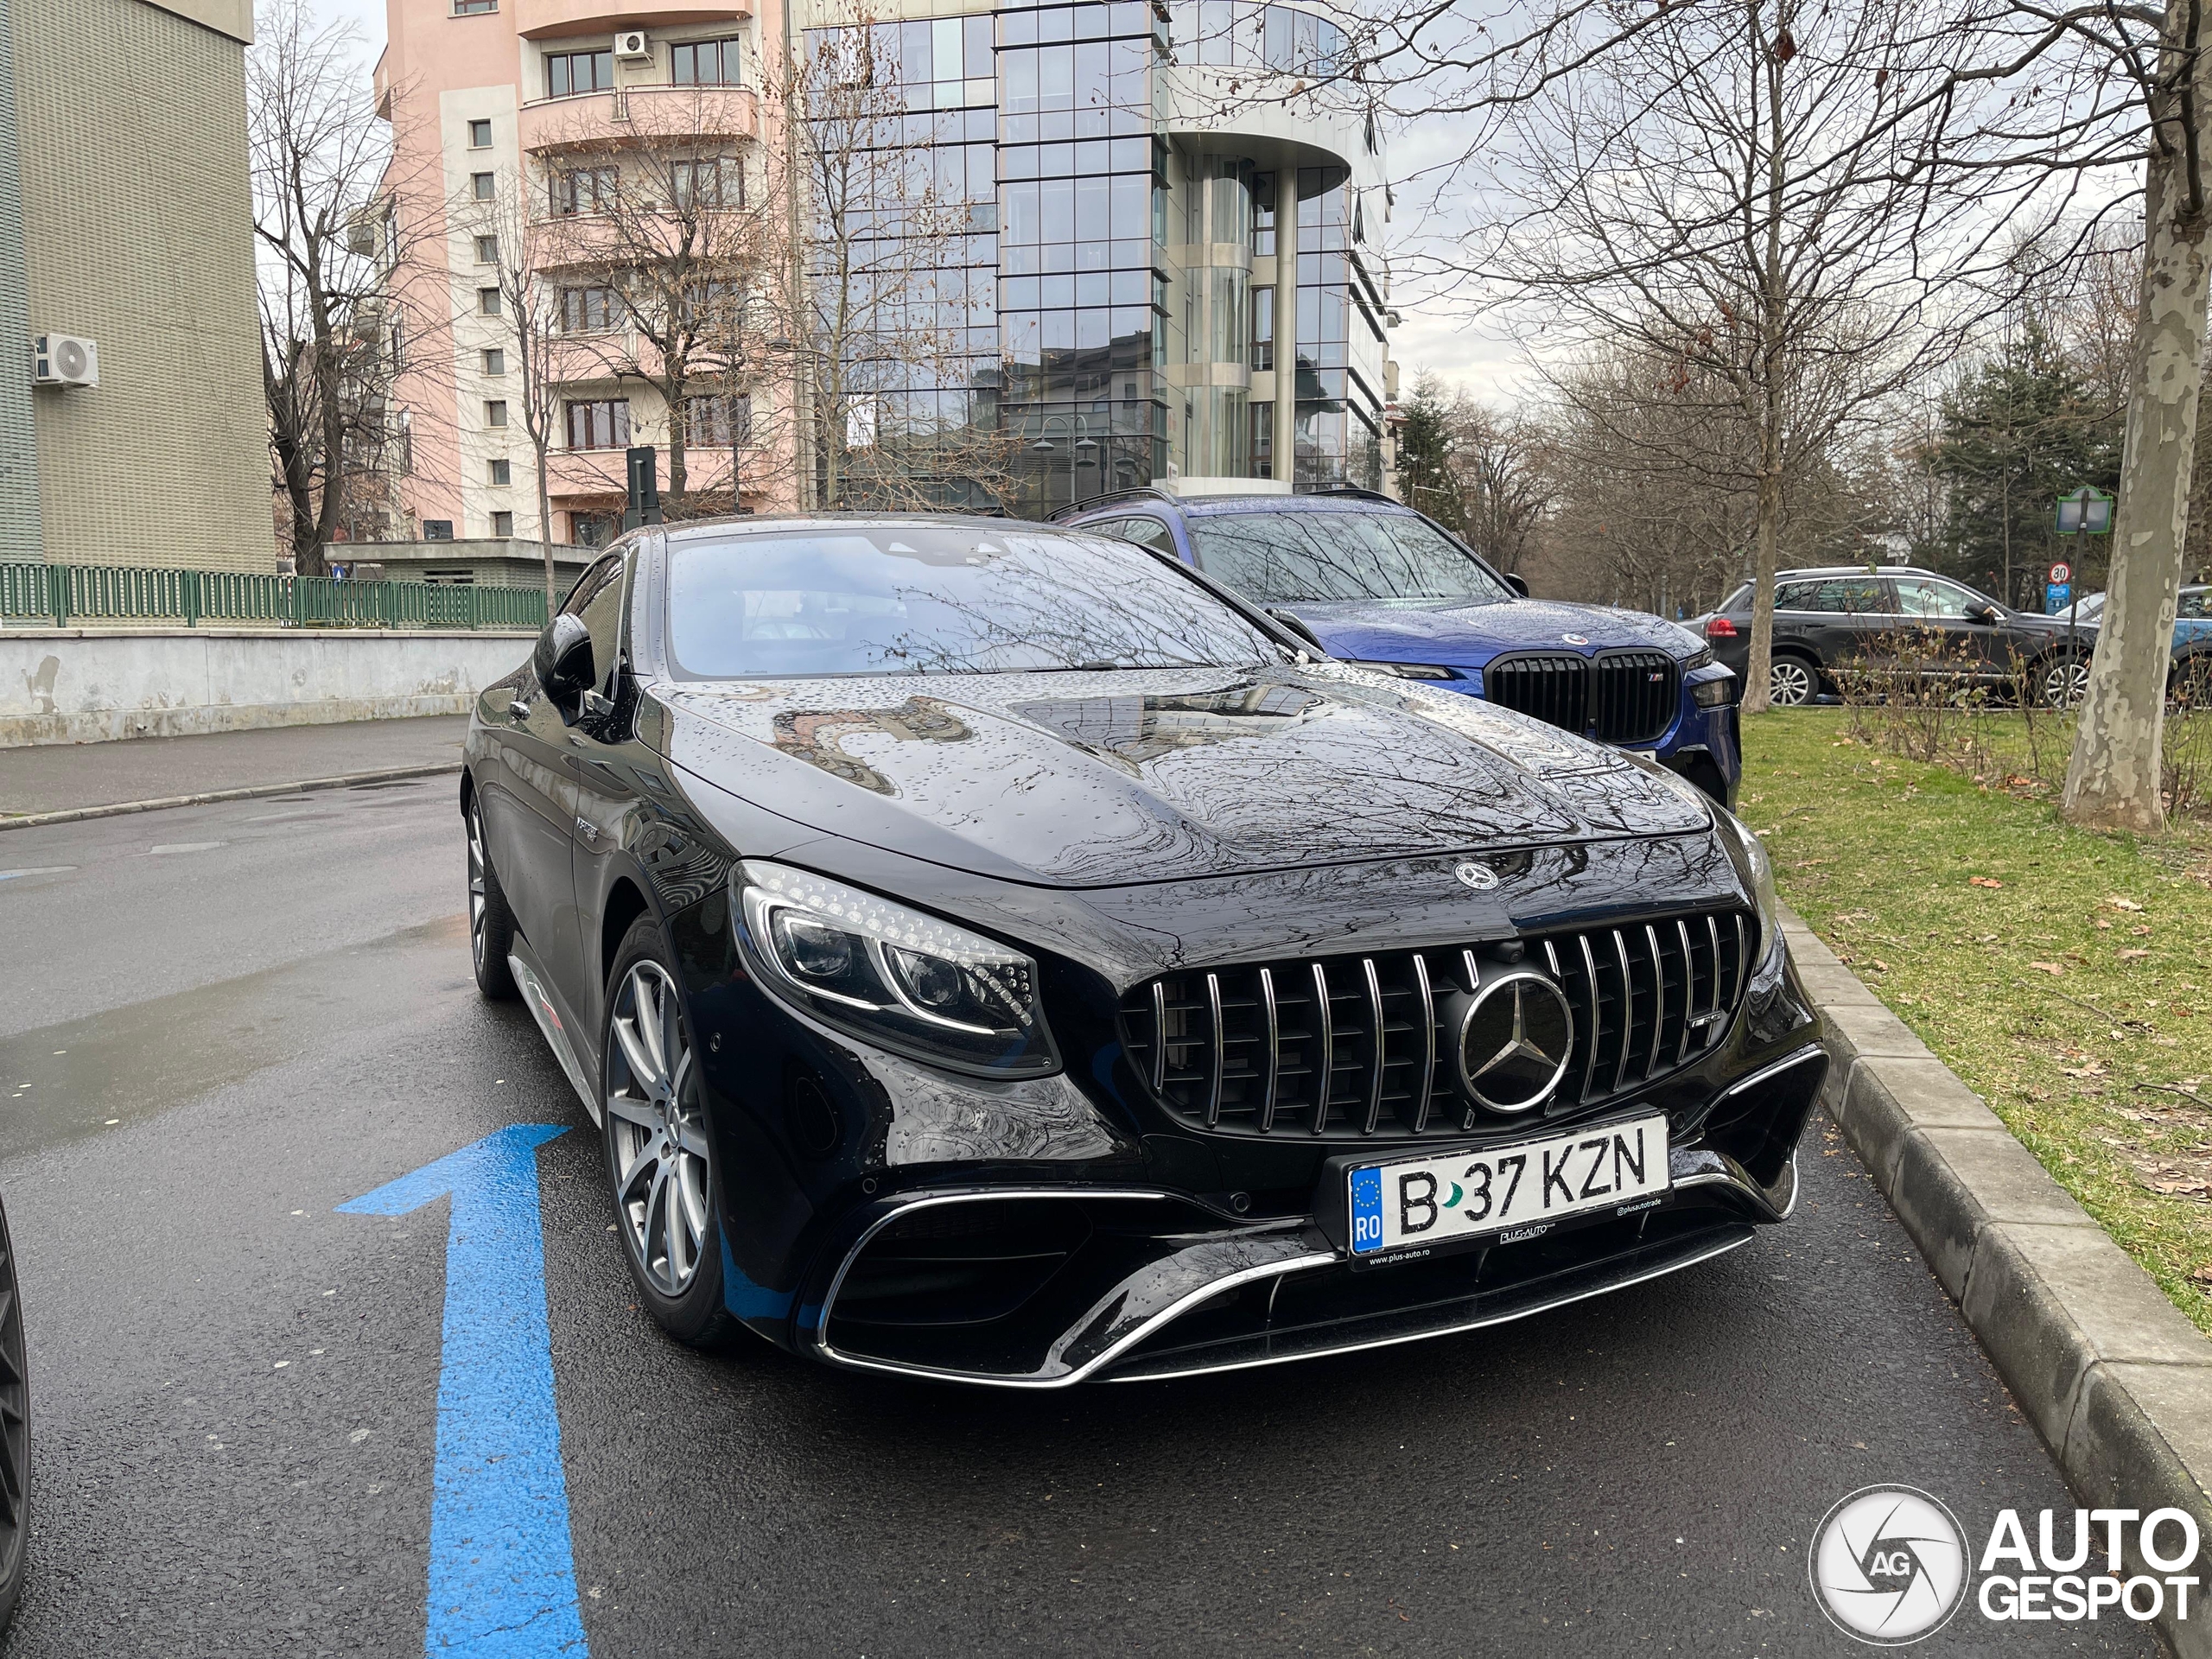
[0,762,462,831]
[1784,906,2212,1656]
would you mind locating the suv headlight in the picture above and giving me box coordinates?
[734,861,1059,1077]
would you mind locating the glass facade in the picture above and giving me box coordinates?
[803,0,1384,514]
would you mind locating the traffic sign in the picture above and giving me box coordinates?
[2046,582,2072,613]
[2049,562,2071,585]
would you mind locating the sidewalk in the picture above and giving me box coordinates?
[0,715,469,819]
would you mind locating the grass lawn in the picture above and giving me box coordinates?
[1740,709,2212,1332]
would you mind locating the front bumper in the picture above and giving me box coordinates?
[796,1042,1825,1388]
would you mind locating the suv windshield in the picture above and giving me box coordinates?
[1186,510,1514,606]
[665,524,1284,679]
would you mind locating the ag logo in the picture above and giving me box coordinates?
[1809,1486,1969,1645]
[1453,861,1499,892]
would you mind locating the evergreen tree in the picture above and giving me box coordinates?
[1923,323,2121,606]
[1395,375,1466,536]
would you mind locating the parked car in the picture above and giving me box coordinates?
[0,1193,25,1633]
[2068,587,2212,701]
[1052,487,1741,808]
[1694,566,2101,708]
[464,516,1827,1388]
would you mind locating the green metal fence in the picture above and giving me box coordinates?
[0,563,547,632]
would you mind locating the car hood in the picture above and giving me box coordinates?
[653,663,1711,890]
[1283,597,1699,667]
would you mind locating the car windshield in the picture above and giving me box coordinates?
[664,524,1285,679]
[1186,510,1514,606]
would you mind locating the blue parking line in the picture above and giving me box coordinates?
[340,1124,588,1656]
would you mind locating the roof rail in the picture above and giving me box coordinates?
[1297,483,1401,505]
[1046,486,1180,523]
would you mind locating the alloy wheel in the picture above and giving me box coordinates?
[466,804,490,973]
[1769,658,1815,706]
[606,962,711,1296]
[2041,658,2090,709]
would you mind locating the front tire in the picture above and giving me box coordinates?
[602,918,740,1351]
[2035,654,2090,709]
[466,794,518,1001]
[1768,654,1817,707]
[0,1199,27,1637]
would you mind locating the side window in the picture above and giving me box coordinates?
[1774,581,1824,612]
[560,552,627,696]
[2178,589,2209,620]
[1118,516,1177,553]
[1833,579,1886,613]
[1895,577,1978,620]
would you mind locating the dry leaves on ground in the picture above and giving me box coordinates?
[1971,876,2005,889]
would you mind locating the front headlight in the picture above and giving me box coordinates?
[1343,659,1459,680]
[1691,671,1738,707]
[1681,646,1715,671]
[1719,810,1785,984]
[734,860,1059,1077]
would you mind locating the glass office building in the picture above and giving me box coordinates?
[801,0,1393,515]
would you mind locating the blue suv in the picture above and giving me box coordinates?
[1054,487,1742,805]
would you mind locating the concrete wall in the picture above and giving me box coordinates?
[0,627,532,746]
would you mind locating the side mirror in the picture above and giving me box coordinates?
[1506,573,1531,598]
[1971,603,2004,625]
[532,613,594,711]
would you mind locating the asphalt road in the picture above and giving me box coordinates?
[0,782,2160,1656]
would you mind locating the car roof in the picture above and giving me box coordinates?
[1061,486,1414,520]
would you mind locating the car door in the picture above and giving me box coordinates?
[1893,574,2006,681]
[561,542,651,1033]
[486,559,620,960]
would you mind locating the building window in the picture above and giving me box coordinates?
[492,510,515,537]
[671,37,743,85]
[471,171,495,201]
[423,518,455,540]
[1250,285,1274,371]
[478,286,501,316]
[569,511,617,547]
[452,0,495,13]
[684,392,750,446]
[560,285,619,334]
[486,399,508,427]
[1250,401,1273,478]
[467,118,493,147]
[547,49,614,98]
[564,398,631,449]
[671,156,741,210]
[551,165,619,217]
[474,233,499,264]
[1252,171,1276,257]
[488,458,512,486]
[481,347,505,374]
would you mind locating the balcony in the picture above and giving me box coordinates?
[516,0,747,41]
[520,82,759,152]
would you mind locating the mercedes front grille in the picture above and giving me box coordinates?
[1117,912,1751,1141]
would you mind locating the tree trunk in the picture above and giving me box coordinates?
[537,444,556,607]
[2061,0,2211,833]
[1737,0,1790,717]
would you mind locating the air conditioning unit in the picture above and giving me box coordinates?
[613,29,650,59]
[32,334,98,388]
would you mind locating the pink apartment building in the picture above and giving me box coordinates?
[373,0,788,556]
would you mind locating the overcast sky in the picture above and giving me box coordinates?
[301,0,1527,405]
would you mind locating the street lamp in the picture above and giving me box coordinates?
[1031,414,1099,514]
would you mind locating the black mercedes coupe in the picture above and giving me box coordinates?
[463,516,1827,1387]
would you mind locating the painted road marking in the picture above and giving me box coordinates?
[0,867,76,882]
[340,1124,588,1656]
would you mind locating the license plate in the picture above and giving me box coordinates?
[1348,1115,1669,1257]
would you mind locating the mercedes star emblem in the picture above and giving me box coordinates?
[1454,861,1500,892]
[1454,970,1575,1114]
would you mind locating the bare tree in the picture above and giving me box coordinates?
[536,89,780,518]
[774,18,1022,510]
[458,165,568,602]
[249,0,429,573]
